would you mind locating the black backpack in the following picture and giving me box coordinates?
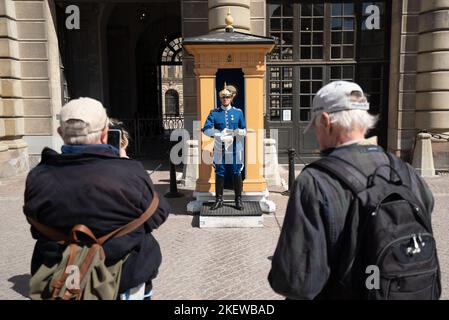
[309,152,441,300]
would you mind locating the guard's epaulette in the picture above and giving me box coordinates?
[232,106,242,112]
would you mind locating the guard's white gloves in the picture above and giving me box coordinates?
[233,129,246,136]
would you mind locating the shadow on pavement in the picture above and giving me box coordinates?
[8,274,30,299]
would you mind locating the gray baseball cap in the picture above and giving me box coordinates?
[60,97,108,135]
[304,81,370,134]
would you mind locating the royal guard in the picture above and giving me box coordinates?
[202,83,246,210]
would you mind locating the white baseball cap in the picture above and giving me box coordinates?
[303,81,370,134]
[60,97,108,135]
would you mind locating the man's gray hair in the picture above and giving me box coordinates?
[60,119,103,145]
[314,93,378,134]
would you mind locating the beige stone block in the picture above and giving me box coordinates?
[416,71,449,91]
[20,61,48,78]
[0,99,24,116]
[402,14,419,34]
[417,51,449,72]
[183,75,197,97]
[183,95,198,115]
[250,20,265,37]
[24,117,52,135]
[398,111,416,129]
[398,92,416,110]
[19,42,47,60]
[0,0,16,19]
[0,142,8,152]
[2,138,27,149]
[209,6,250,32]
[400,54,417,72]
[416,92,449,110]
[183,20,209,37]
[0,17,18,39]
[183,1,209,19]
[421,0,449,13]
[0,145,29,178]
[17,21,46,40]
[388,128,416,151]
[416,110,449,129]
[209,0,250,9]
[23,99,51,116]
[1,79,22,97]
[21,80,50,98]
[400,74,416,92]
[418,31,449,52]
[0,119,4,136]
[14,1,44,20]
[401,34,418,53]
[419,10,449,34]
[0,58,21,78]
[404,0,421,14]
[0,38,19,58]
[250,1,265,18]
[4,117,25,136]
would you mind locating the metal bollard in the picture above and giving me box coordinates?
[288,148,296,192]
[165,143,184,198]
[282,148,296,196]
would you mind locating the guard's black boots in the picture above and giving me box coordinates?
[233,175,244,211]
[211,176,224,210]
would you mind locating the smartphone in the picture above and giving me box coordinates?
[108,129,122,151]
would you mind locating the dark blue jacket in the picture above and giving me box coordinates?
[24,146,170,292]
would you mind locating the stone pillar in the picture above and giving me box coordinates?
[414,1,449,172]
[250,0,265,36]
[416,1,449,131]
[0,0,29,177]
[182,0,209,135]
[209,0,250,33]
[20,0,62,167]
[388,0,420,160]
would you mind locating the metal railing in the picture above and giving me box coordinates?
[120,114,184,158]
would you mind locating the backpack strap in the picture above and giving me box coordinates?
[308,156,368,194]
[27,192,160,245]
[386,152,412,188]
[26,217,70,244]
[98,192,160,245]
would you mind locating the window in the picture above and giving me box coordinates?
[299,3,324,60]
[268,3,293,60]
[269,67,293,120]
[267,1,389,123]
[165,89,179,116]
[161,37,182,64]
[330,3,356,59]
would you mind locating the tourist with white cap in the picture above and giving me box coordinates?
[23,97,170,300]
[268,81,439,300]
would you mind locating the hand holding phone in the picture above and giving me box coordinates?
[108,129,122,151]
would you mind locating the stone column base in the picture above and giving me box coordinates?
[181,140,199,188]
[264,138,283,187]
[412,132,435,177]
[0,139,29,178]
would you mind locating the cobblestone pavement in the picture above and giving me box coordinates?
[0,165,448,300]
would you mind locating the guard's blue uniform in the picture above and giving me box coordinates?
[202,106,246,178]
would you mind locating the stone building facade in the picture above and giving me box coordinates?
[0,0,448,177]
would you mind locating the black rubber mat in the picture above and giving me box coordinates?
[201,201,262,217]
